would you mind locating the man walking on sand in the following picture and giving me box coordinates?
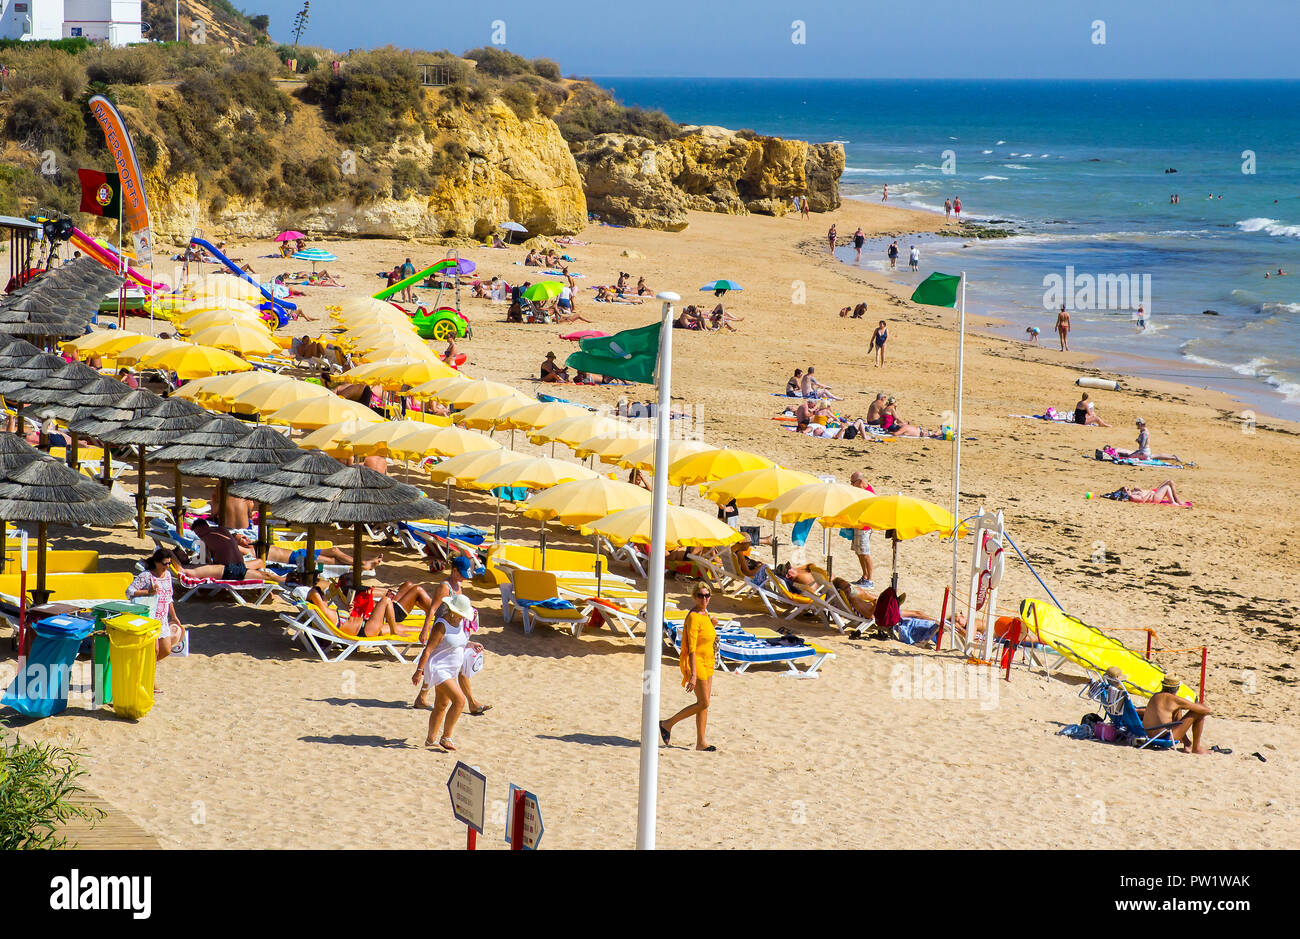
[849,472,875,588]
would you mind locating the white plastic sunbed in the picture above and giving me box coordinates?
[662,617,834,679]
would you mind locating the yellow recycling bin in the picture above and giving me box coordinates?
[105,613,161,720]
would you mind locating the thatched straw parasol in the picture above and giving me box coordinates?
[0,457,133,603]
[101,397,210,538]
[0,338,41,367]
[41,374,133,426]
[180,426,302,557]
[229,450,347,583]
[149,415,254,532]
[6,362,113,461]
[0,435,53,572]
[0,352,72,441]
[273,464,446,583]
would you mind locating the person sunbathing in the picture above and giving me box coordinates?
[1115,418,1181,463]
[310,575,427,639]
[731,541,768,584]
[865,393,888,425]
[1073,392,1111,426]
[786,368,804,396]
[796,418,869,440]
[554,307,591,324]
[188,519,286,584]
[523,249,542,267]
[637,277,652,296]
[312,270,344,287]
[1139,676,1212,753]
[708,304,743,331]
[880,399,940,437]
[266,542,382,571]
[1112,480,1190,505]
[793,400,834,424]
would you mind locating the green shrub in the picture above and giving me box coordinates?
[531,58,561,81]
[498,83,535,120]
[390,157,430,199]
[85,46,162,86]
[463,46,532,78]
[0,728,104,850]
[4,88,86,153]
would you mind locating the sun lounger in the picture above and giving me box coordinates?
[0,549,97,574]
[662,617,834,679]
[0,571,134,608]
[172,564,275,607]
[277,595,421,663]
[509,569,591,637]
[1080,676,1180,750]
[719,550,814,620]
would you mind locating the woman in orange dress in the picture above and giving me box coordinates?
[659,583,719,751]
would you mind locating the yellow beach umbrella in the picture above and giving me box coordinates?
[701,466,821,507]
[572,430,655,464]
[63,329,147,357]
[265,394,384,430]
[527,413,627,449]
[824,493,963,539]
[442,379,521,409]
[184,277,264,302]
[175,298,263,321]
[822,493,965,590]
[757,481,869,523]
[522,476,652,526]
[666,448,775,488]
[500,400,587,432]
[113,337,190,365]
[187,323,279,356]
[580,503,744,549]
[138,343,255,380]
[339,360,404,383]
[183,370,286,408]
[454,395,531,431]
[617,438,713,473]
[177,309,269,333]
[474,456,597,491]
[405,375,473,402]
[421,425,503,458]
[335,296,404,320]
[228,377,330,414]
[298,418,375,456]
[374,358,457,389]
[343,329,417,353]
[427,449,528,488]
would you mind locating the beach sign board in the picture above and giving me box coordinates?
[446,761,487,835]
[504,783,544,850]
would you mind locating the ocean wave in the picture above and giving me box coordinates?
[1002,163,1031,170]
[842,166,896,176]
[979,175,1009,181]
[981,149,993,154]
[1236,217,1300,238]
[996,140,1006,145]
[829,139,849,144]
[1260,301,1300,316]
[912,163,940,170]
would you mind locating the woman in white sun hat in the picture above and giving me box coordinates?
[413,593,475,751]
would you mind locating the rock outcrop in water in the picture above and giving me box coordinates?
[571,125,844,231]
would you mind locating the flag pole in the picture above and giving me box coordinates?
[949,272,967,650]
[637,290,678,851]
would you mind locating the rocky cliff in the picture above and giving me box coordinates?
[571,125,844,231]
[146,97,587,242]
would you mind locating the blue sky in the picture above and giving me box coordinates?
[246,1,1300,79]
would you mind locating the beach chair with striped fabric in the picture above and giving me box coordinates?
[510,569,591,637]
[1081,675,1180,750]
[719,549,816,621]
[662,616,834,679]
[801,566,873,633]
[171,564,276,607]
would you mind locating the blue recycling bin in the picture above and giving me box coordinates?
[1,615,95,718]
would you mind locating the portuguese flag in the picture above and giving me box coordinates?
[565,321,662,385]
[77,168,122,218]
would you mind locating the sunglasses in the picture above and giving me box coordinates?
[696,592,712,598]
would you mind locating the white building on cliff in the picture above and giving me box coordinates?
[0,0,142,46]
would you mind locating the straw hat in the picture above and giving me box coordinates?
[1104,665,1127,682]
[1161,675,1181,692]
[444,593,473,620]
[545,351,557,360]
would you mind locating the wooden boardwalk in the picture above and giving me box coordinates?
[58,793,159,850]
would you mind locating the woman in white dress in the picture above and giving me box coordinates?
[412,593,474,751]
[126,548,187,689]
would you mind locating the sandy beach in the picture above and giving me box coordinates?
[8,196,1299,850]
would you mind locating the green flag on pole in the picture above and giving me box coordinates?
[910,272,962,307]
[565,321,662,385]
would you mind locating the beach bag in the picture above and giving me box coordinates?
[1092,722,1116,742]
[462,645,483,678]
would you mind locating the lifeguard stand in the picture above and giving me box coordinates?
[957,507,1006,662]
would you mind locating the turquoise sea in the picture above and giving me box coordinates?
[594,78,1300,420]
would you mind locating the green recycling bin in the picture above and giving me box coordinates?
[91,602,149,709]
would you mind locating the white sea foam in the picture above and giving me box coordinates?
[979,175,1009,181]
[981,149,993,154]
[1002,164,1030,170]
[1236,217,1300,238]
[996,140,1006,145]
[842,166,895,176]
[1260,302,1300,316]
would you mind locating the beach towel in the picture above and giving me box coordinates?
[516,597,576,611]
[895,616,942,645]
[791,517,815,547]
[491,485,529,503]
[560,330,608,341]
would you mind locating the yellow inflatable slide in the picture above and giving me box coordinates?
[1019,598,1197,701]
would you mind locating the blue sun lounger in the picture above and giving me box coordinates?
[663,618,833,679]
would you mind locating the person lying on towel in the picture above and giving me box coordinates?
[1102,479,1190,506]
